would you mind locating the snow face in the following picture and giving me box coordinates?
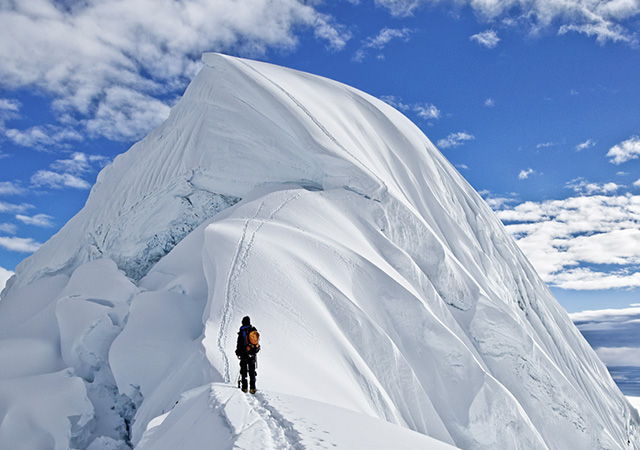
[0,53,638,449]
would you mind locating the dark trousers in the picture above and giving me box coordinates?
[240,356,256,390]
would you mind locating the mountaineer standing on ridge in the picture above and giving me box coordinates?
[236,316,260,394]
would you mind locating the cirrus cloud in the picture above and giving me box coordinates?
[16,213,54,228]
[30,171,91,190]
[353,27,413,62]
[0,181,26,196]
[0,236,41,253]
[0,223,17,234]
[0,201,33,214]
[30,151,110,191]
[375,0,640,45]
[5,125,83,151]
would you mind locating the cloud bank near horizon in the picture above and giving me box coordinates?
[489,191,640,291]
[571,307,640,371]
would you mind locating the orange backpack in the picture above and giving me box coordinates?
[248,330,260,347]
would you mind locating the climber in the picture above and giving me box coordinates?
[235,316,260,394]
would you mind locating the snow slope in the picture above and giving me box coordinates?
[0,53,638,449]
[136,383,459,450]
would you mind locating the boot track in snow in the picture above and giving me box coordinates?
[216,192,305,382]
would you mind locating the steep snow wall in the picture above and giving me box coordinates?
[0,53,638,449]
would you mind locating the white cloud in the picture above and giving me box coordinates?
[0,236,41,253]
[607,136,640,165]
[29,152,109,191]
[495,194,640,290]
[353,27,413,62]
[482,195,518,210]
[634,179,640,188]
[558,21,636,45]
[380,95,411,112]
[569,307,640,367]
[368,27,413,49]
[0,0,349,142]
[0,98,20,113]
[536,142,557,149]
[0,265,13,291]
[518,168,535,180]
[50,152,109,176]
[437,131,475,149]
[570,306,640,325]
[0,201,33,214]
[556,269,640,290]
[566,178,622,195]
[470,30,500,48]
[375,0,422,16]
[413,103,441,120]
[16,213,54,228]
[0,223,17,234]
[485,98,495,107]
[0,98,20,127]
[380,96,441,121]
[0,181,25,195]
[576,139,596,151]
[5,125,83,150]
[375,0,640,44]
[31,170,91,190]
[595,347,640,367]
[84,86,172,141]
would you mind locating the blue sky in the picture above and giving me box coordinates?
[1,0,639,325]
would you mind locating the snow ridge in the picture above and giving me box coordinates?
[0,53,638,450]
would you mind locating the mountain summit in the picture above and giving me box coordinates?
[1,53,637,449]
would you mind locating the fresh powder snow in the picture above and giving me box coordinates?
[0,53,638,449]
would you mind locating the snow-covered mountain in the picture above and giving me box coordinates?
[1,53,637,450]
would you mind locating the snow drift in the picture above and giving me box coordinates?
[1,53,638,449]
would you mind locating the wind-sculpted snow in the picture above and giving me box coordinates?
[135,383,459,450]
[0,53,638,449]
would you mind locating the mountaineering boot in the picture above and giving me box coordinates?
[242,388,248,393]
[250,389,256,394]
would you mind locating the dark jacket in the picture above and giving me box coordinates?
[235,325,260,358]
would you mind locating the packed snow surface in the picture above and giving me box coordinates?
[1,53,638,449]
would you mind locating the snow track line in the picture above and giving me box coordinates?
[216,193,305,382]
[249,392,305,450]
[216,202,265,382]
[235,58,387,200]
